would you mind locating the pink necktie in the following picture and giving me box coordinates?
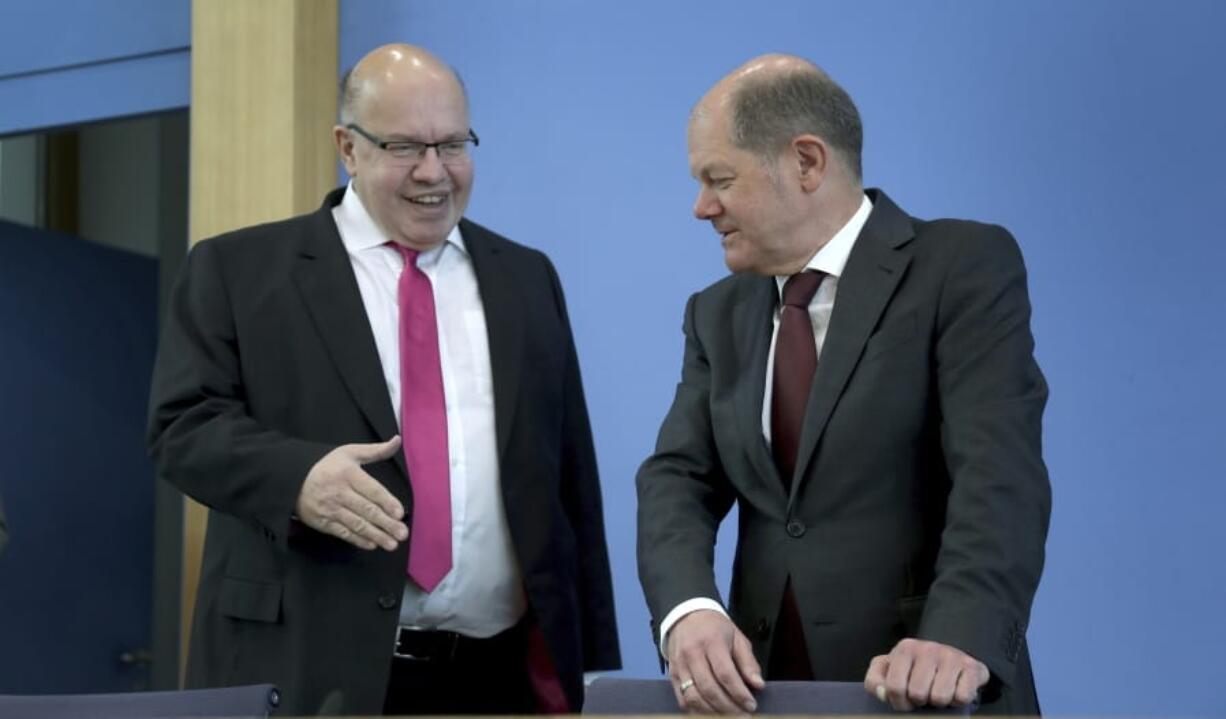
[393,245,452,592]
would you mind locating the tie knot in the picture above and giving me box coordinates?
[389,242,421,266]
[782,271,823,309]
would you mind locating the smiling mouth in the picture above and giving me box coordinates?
[405,193,447,206]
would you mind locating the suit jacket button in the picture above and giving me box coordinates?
[786,520,806,538]
[755,619,770,639]
[377,593,398,610]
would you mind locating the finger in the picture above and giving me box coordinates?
[884,646,916,711]
[684,675,719,715]
[349,493,409,542]
[676,660,716,715]
[952,662,987,706]
[347,469,406,522]
[688,648,743,715]
[709,635,758,712]
[928,662,960,707]
[314,512,377,551]
[669,670,698,714]
[731,630,765,690]
[347,435,403,464]
[906,647,938,708]
[334,505,397,551]
[864,655,889,703]
[674,645,722,714]
[684,689,716,715]
[670,677,686,712]
[668,659,690,711]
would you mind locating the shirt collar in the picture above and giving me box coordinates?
[775,193,873,294]
[333,180,467,261]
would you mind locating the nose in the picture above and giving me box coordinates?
[410,147,447,183]
[693,186,721,220]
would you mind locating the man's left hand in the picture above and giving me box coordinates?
[864,638,989,711]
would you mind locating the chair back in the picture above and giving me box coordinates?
[0,683,280,719]
[584,678,973,715]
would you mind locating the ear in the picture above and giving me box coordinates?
[334,125,359,176]
[791,134,827,193]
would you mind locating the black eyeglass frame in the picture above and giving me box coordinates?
[346,123,479,160]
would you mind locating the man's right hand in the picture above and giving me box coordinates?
[295,436,408,551]
[668,609,764,714]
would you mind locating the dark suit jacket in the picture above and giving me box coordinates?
[148,187,620,715]
[637,189,1050,714]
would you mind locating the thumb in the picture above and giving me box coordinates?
[348,435,402,464]
[731,629,765,688]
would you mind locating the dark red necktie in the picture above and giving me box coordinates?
[770,270,824,489]
[767,270,824,681]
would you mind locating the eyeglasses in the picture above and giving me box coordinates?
[346,123,479,164]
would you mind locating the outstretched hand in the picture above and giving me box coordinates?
[295,436,408,551]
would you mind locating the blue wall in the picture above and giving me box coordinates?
[0,0,188,136]
[341,1,1226,715]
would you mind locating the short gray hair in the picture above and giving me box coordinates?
[338,67,359,125]
[730,68,863,180]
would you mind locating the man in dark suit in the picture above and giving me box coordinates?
[637,54,1050,715]
[148,44,619,715]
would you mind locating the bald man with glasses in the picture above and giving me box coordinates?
[148,44,619,715]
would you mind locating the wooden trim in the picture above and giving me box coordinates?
[184,0,337,679]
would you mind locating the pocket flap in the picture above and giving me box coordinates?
[219,576,283,623]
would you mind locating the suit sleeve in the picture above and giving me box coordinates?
[146,239,333,545]
[918,226,1052,690]
[636,293,737,644]
[544,258,622,671]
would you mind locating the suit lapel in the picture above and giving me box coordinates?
[292,189,407,480]
[788,190,914,506]
[461,220,524,464]
[731,276,785,494]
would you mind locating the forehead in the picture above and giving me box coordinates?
[359,75,469,135]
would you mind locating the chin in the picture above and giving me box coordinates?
[400,222,452,248]
[723,252,754,275]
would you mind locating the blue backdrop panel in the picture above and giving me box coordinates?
[335,2,1226,715]
[0,0,188,135]
[0,221,159,692]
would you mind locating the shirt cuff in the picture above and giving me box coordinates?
[658,598,728,659]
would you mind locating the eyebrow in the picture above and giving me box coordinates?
[693,164,734,181]
[387,137,467,144]
[381,131,470,143]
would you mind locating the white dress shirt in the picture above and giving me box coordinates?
[332,183,526,637]
[658,194,874,657]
